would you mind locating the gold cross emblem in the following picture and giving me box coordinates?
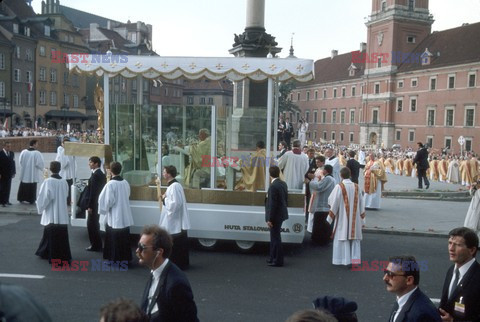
[269,64,277,71]
[189,62,197,69]
[296,64,304,72]
[161,62,169,69]
[242,63,250,70]
[216,63,224,70]
[135,61,143,68]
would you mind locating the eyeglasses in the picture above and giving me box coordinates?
[137,242,154,252]
[383,269,406,277]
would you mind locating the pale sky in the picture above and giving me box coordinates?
[33,0,480,60]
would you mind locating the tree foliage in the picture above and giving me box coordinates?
[278,81,299,114]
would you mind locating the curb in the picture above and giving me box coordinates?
[364,228,448,238]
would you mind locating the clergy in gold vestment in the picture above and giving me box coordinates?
[403,158,413,177]
[438,158,449,182]
[469,157,479,183]
[384,157,395,174]
[395,158,403,176]
[364,154,388,209]
[460,158,473,187]
[234,141,269,192]
[429,159,439,181]
[179,129,211,188]
[338,153,347,167]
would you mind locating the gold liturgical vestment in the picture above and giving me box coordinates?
[234,149,268,192]
[184,137,211,186]
[364,160,388,194]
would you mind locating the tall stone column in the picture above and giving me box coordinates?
[229,0,281,149]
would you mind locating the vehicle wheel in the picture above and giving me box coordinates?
[235,240,256,253]
[197,238,218,250]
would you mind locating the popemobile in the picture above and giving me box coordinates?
[65,54,315,251]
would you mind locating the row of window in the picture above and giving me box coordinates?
[294,71,477,102]
[426,107,476,127]
[314,131,355,143]
[13,92,33,107]
[13,69,33,83]
[395,131,474,152]
[396,73,477,91]
[301,109,357,125]
[186,96,215,105]
[39,91,79,108]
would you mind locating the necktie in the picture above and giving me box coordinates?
[389,301,399,322]
[449,268,460,298]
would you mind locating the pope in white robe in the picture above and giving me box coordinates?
[18,141,45,204]
[98,164,134,263]
[327,173,365,266]
[277,149,309,190]
[464,184,480,238]
[159,166,192,269]
[35,161,71,264]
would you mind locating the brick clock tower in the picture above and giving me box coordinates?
[360,0,434,147]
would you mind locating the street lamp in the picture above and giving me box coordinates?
[61,104,69,130]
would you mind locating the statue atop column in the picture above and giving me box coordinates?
[94,83,104,133]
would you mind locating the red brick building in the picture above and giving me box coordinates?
[294,0,480,152]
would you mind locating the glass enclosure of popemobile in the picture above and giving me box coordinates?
[66,56,314,248]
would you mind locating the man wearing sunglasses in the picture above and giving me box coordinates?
[137,225,198,322]
[384,255,440,322]
[439,227,480,321]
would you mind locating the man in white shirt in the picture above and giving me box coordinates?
[325,147,341,184]
[439,227,480,321]
[98,162,134,264]
[384,255,441,322]
[137,225,198,322]
[158,165,191,270]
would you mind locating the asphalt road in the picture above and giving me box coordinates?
[0,213,457,322]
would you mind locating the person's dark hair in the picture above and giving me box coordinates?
[269,166,280,178]
[110,162,122,175]
[292,139,301,148]
[50,161,61,174]
[141,225,172,259]
[279,141,287,148]
[163,165,177,178]
[340,167,351,179]
[323,164,333,175]
[348,151,356,158]
[100,298,148,322]
[256,141,265,149]
[29,139,37,147]
[89,156,101,166]
[388,255,420,285]
[417,142,423,148]
[286,309,338,322]
[449,227,479,256]
[307,148,315,154]
[316,155,326,163]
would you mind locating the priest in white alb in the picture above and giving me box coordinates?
[464,180,480,237]
[18,139,45,204]
[277,139,309,190]
[158,165,191,270]
[98,162,134,264]
[324,147,341,184]
[35,161,71,264]
[327,167,365,266]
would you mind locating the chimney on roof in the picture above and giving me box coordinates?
[360,42,367,52]
[331,50,338,59]
[107,20,111,30]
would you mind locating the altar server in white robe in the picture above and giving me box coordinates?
[35,161,71,264]
[98,162,134,263]
[327,167,366,266]
[464,180,480,237]
[277,139,309,190]
[18,139,45,204]
[55,137,77,205]
[158,165,191,270]
[324,147,341,184]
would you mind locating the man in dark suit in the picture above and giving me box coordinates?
[265,166,289,267]
[413,142,430,189]
[304,148,317,223]
[0,141,15,206]
[277,141,288,159]
[439,227,480,321]
[384,255,441,322]
[346,150,360,184]
[85,156,106,251]
[138,225,198,322]
[284,118,293,149]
